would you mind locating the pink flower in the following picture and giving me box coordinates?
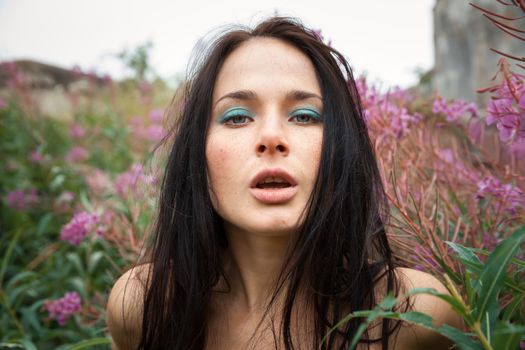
[69,124,86,139]
[146,124,165,141]
[6,189,39,211]
[85,169,111,195]
[42,291,81,326]
[60,211,99,245]
[28,150,45,164]
[149,109,164,123]
[114,163,155,199]
[432,97,478,122]
[355,77,420,138]
[475,176,525,215]
[65,146,88,162]
[485,74,525,146]
[54,191,75,213]
[129,116,146,139]
[57,191,75,204]
[435,149,480,183]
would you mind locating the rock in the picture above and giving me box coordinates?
[432,0,525,107]
[0,60,110,120]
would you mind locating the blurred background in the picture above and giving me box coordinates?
[0,0,435,88]
[1,1,524,349]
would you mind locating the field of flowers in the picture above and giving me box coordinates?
[1,4,524,350]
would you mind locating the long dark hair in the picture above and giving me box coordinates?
[137,16,401,350]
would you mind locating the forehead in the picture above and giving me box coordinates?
[213,37,321,101]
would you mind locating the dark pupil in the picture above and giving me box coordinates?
[233,116,245,123]
[297,115,310,122]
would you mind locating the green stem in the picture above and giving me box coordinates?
[443,274,493,350]
[0,288,25,334]
[472,321,492,350]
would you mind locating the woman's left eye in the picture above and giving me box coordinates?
[289,109,322,124]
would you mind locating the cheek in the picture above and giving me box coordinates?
[205,133,245,210]
[299,130,323,178]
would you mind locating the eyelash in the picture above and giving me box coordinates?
[219,108,322,126]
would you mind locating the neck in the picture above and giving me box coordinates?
[222,224,292,312]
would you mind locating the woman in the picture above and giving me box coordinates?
[107,16,460,350]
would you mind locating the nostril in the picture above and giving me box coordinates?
[258,145,266,153]
[277,145,286,152]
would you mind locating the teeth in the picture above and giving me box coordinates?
[259,176,288,184]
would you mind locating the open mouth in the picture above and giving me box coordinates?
[251,175,297,204]
[256,177,293,189]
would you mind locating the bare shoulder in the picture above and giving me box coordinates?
[393,267,463,350]
[107,263,151,350]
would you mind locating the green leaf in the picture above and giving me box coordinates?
[476,226,525,322]
[398,311,434,328]
[79,190,93,212]
[15,339,37,350]
[378,294,397,310]
[324,302,483,350]
[87,251,104,275]
[447,241,483,266]
[492,321,525,350]
[0,344,24,349]
[502,295,524,321]
[407,288,471,322]
[35,213,54,237]
[66,253,85,277]
[446,242,525,295]
[437,324,483,350]
[6,271,37,290]
[65,337,112,350]
[0,228,26,287]
[468,247,525,269]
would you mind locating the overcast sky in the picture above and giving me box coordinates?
[0,0,435,88]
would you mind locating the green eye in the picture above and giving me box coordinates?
[219,108,254,125]
[227,116,250,124]
[289,108,322,124]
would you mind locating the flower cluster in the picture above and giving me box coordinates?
[28,149,46,164]
[432,97,478,122]
[356,78,421,139]
[435,148,480,183]
[475,176,525,216]
[5,189,39,211]
[42,291,81,326]
[114,163,156,199]
[59,211,99,245]
[129,108,166,142]
[486,74,525,147]
[69,123,86,139]
[65,146,89,162]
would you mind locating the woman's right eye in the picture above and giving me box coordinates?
[224,115,250,125]
[219,108,254,126]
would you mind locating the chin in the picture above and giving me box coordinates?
[243,213,303,236]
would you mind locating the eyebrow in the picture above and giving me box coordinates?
[213,89,323,107]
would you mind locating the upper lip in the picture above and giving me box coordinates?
[250,168,298,188]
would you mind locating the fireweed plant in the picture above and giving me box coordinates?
[0,7,524,350]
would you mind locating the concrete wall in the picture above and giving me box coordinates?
[432,0,525,106]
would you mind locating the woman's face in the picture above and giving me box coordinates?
[206,37,323,236]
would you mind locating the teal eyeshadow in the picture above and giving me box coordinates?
[218,107,253,124]
[290,108,322,120]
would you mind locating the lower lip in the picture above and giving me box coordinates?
[249,186,298,204]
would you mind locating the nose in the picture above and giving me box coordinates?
[255,116,289,157]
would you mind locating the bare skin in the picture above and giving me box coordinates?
[107,38,461,349]
[107,264,461,349]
